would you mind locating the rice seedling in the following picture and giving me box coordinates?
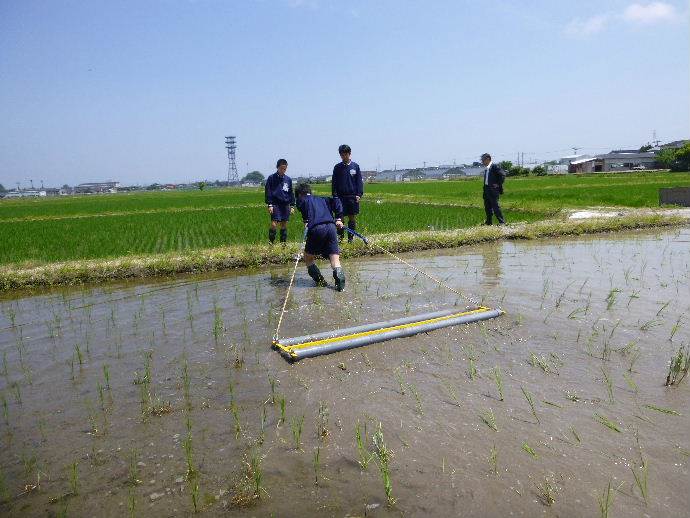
[278,396,286,426]
[593,413,622,432]
[291,415,305,450]
[1,351,7,378]
[480,408,498,431]
[597,479,615,518]
[393,368,406,395]
[190,475,200,513]
[0,394,9,428]
[668,315,683,342]
[565,391,580,402]
[605,288,620,309]
[69,461,79,495]
[522,442,538,458]
[127,488,136,518]
[656,300,670,316]
[630,458,648,505]
[0,469,9,503]
[74,344,83,366]
[492,366,504,401]
[488,444,498,475]
[622,372,638,393]
[665,345,689,386]
[212,305,224,344]
[355,420,373,470]
[230,401,242,439]
[628,346,641,372]
[600,367,614,404]
[313,446,321,486]
[102,364,111,390]
[317,401,330,438]
[640,318,661,331]
[468,358,478,380]
[541,399,562,408]
[373,423,395,506]
[521,386,539,424]
[643,403,680,416]
[528,352,551,373]
[250,449,265,498]
[268,375,277,404]
[182,429,197,479]
[441,379,461,407]
[535,476,557,506]
[569,426,581,443]
[11,381,21,405]
[408,383,424,415]
[127,449,141,486]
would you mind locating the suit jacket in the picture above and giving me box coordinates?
[483,164,506,195]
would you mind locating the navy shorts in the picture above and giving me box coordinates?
[340,196,360,216]
[305,223,340,259]
[271,203,291,222]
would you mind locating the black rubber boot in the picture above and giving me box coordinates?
[268,228,277,244]
[333,267,345,292]
[347,221,356,243]
[279,228,288,245]
[307,264,327,287]
[337,226,345,242]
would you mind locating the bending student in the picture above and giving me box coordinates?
[295,182,346,291]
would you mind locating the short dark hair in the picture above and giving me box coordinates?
[276,158,288,168]
[295,181,312,197]
[481,153,491,160]
[338,144,351,155]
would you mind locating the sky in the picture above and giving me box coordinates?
[0,0,688,187]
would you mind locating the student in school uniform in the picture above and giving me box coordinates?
[331,144,363,243]
[264,158,295,245]
[295,182,346,291]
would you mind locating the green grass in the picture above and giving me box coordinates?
[0,200,543,265]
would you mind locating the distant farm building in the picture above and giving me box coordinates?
[74,181,120,194]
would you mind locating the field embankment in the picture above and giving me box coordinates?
[1,172,689,289]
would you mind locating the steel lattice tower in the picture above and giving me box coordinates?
[225,136,238,183]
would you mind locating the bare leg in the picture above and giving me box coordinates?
[328,254,341,268]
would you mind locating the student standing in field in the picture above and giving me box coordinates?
[331,144,363,243]
[295,182,346,291]
[265,158,295,245]
[480,153,506,225]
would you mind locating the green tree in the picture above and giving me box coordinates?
[498,160,513,173]
[672,143,690,171]
[638,144,652,152]
[198,181,206,191]
[0,184,5,193]
[656,148,677,169]
[242,171,265,183]
[532,165,547,176]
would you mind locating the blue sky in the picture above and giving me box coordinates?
[1,0,688,187]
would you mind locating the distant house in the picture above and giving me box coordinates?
[595,151,658,172]
[3,189,47,198]
[74,181,120,194]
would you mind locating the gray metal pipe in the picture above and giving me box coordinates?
[277,308,460,347]
[278,308,502,361]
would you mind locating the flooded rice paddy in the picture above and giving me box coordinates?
[1,227,689,517]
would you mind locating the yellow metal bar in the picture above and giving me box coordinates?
[275,307,492,355]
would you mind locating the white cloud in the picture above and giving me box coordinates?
[564,14,610,37]
[565,2,681,37]
[622,2,678,24]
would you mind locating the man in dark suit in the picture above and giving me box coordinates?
[480,152,506,225]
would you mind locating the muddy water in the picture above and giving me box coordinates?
[1,227,689,517]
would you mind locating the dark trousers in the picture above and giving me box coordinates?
[483,186,505,225]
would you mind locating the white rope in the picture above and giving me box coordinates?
[273,230,307,342]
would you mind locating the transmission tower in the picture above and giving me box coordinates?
[225,136,238,183]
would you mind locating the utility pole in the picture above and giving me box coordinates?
[652,130,660,147]
[572,146,580,156]
[29,179,34,189]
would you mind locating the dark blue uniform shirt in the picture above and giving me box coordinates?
[331,161,363,198]
[297,195,344,230]
[264,172,295,206]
